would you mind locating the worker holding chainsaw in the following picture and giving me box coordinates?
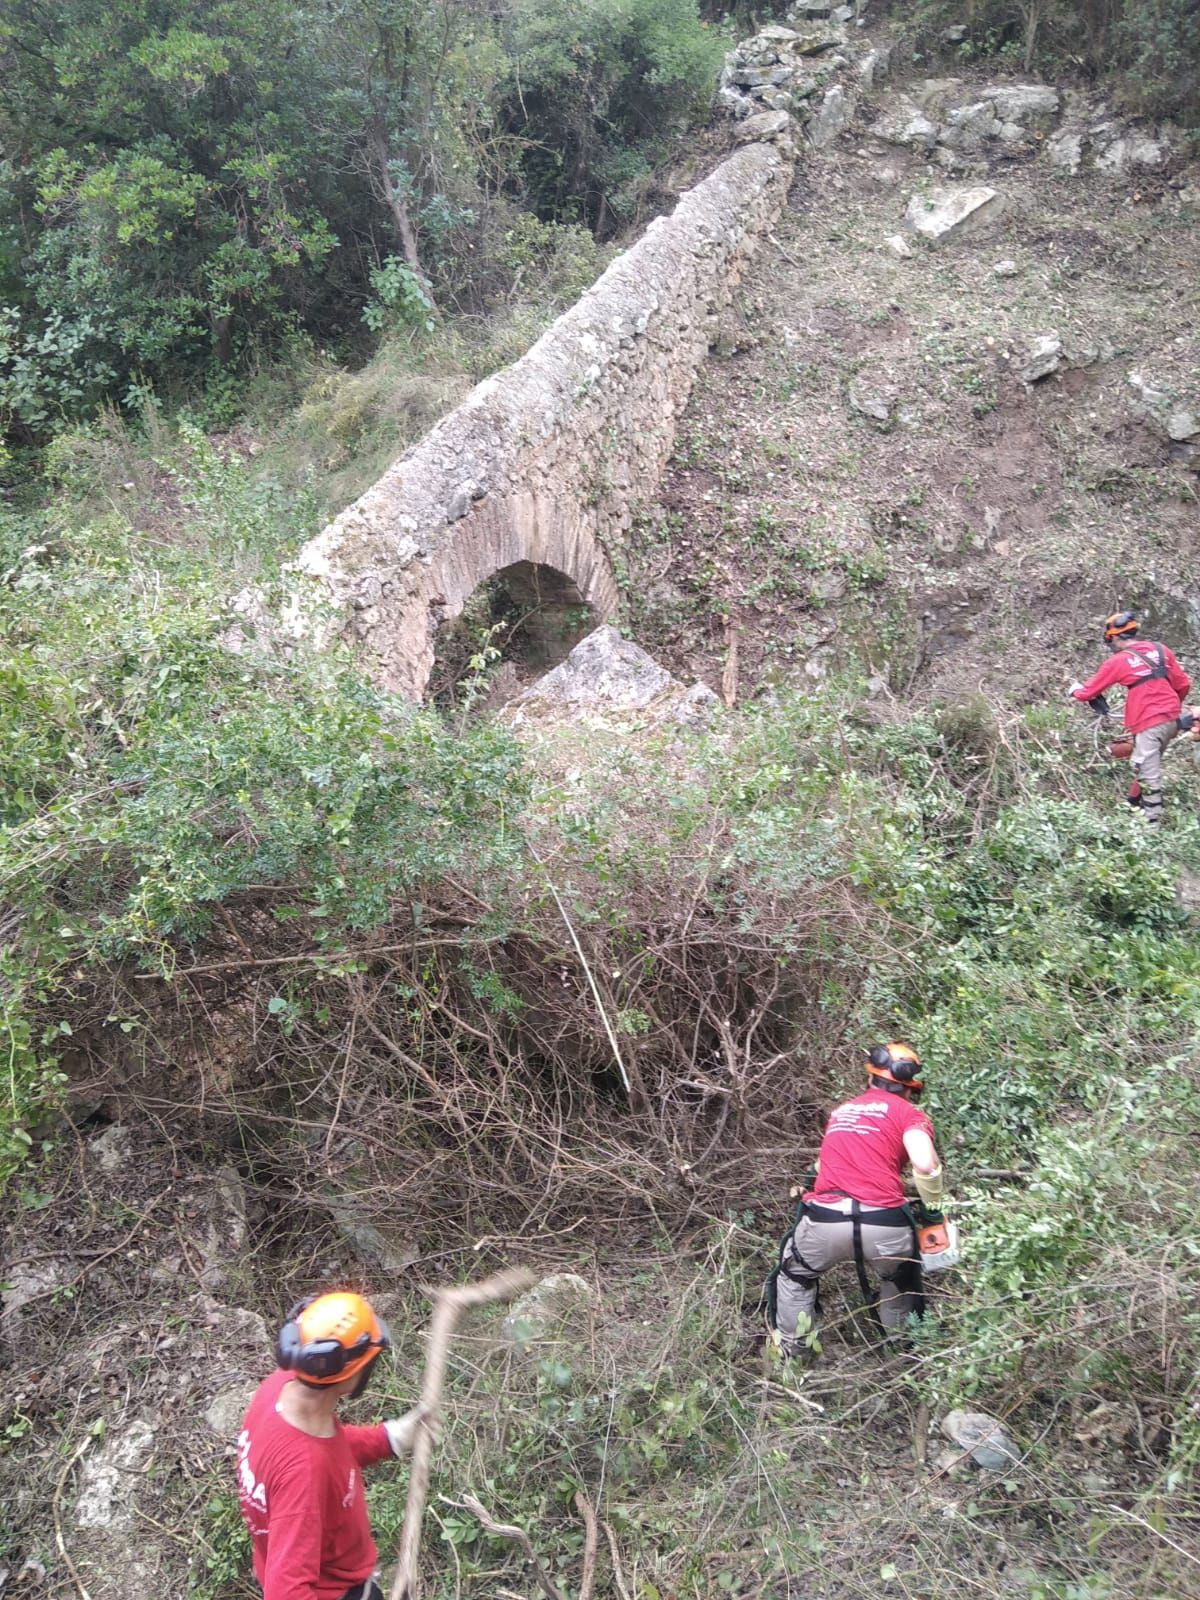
[236,1290,432,1600]
[770,1042,951,1355]
[1069,610,1193,827]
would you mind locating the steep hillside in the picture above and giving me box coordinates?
[3,30,1200,1600]
[630,79,1200,707]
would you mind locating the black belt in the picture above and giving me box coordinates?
[341,1581,381,1600]
[805,1202,912,1228]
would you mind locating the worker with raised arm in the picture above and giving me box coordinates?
[1069,610,1192,827]
[236,1290,432,1600]
[771,1043,946,1354]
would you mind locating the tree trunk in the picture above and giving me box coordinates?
[370,113,440,318]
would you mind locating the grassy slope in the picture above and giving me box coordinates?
[3,65,1200,1600]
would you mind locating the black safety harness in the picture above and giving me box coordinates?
[1122,643,1169,682]
[768,1193,925,1337]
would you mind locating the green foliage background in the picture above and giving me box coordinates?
[0,0,725,442]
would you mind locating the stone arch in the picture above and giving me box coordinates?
[396,491,619,700]
[291,137,794,698]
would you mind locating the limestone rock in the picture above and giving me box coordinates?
[1019,335,1063,383]
[858,49,889,92]
[913,77,965,114]
[1097,133,1165,173]
[735,110,794,146]
[718,84,753,121]
[790,26,844,55]
[204,1383,258,1439]
[993,258,1019,277]
[503,1273,594,1342]
[848,379,891,422]
[809,85,851,149]
[88,1124,134,1174]
[871,98,938,150]
[978,84,1060,123]
[885,233,913,258]
[1045,130,1083,173]
[2,1259,69,1350]
[940,101,1001,152]
[905,184,1005,244]
[1128,372,1200,443]
[940,1409,1021,1471]
[330,1212,419,1275]
[194,1165,249,1292]
[1177,869,1200,918]
[510,626,717,730]
[77,1420,157,1529]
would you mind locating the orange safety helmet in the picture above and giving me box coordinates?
[1103,610,1140,644]
[276,1291,391,1386]
[865,1041,925,1095]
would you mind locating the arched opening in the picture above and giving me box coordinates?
[428,560,596,710]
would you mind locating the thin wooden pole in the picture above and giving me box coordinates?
[390,1268,535,1600]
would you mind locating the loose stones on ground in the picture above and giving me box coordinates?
[905,185,1005,245]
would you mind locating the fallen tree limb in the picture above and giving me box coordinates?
[601,1519,634,1600]
[389,1267,536,1600]
[573,1490,599,1600]
[455,1493,564,1600]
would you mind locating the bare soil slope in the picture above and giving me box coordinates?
[630,89,1200,703]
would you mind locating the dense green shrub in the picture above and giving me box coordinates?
[0,0,724,444]
[501,0,725,232]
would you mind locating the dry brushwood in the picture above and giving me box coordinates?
[390,1268,536,1600]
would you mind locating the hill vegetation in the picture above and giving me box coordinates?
[2,5,1200,1600]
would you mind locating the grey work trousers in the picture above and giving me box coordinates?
[775,1214,921,1334]
[1132,719,1178,824]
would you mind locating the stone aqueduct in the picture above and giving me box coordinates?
[293,124,799,699]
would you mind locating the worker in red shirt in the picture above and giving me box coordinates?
[236,1291,430,1600]
[771,1043,946,1354]
[1070,609,1192,827]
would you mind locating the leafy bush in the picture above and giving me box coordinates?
[501,0,724,231]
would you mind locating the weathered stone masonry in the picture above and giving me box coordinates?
[294,139,795,699]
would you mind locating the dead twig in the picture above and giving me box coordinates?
[601,1520,634,1600]
[573,1490,599,1600]
[53,1436,94,1600]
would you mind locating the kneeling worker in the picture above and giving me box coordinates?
[773,1043,946,1352]
[236,1290,430,1600]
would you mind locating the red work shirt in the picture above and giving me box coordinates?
[805,1089,935,1210]
[237,1370,393,1600]
[1073,641,1191,733]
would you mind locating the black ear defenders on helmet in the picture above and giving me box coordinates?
[275,1297,392,1381]
[868,1044,921,1082]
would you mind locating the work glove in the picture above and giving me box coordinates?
[385,1405,441,1457]
[1178,710,1196,733]
[1068,681,1084,699]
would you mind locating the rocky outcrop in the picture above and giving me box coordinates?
[505,626,718,729]
[868,76,1176,177]
[871,78,1059,160]
[503,1272,595,1343]
[717,21,851,123]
